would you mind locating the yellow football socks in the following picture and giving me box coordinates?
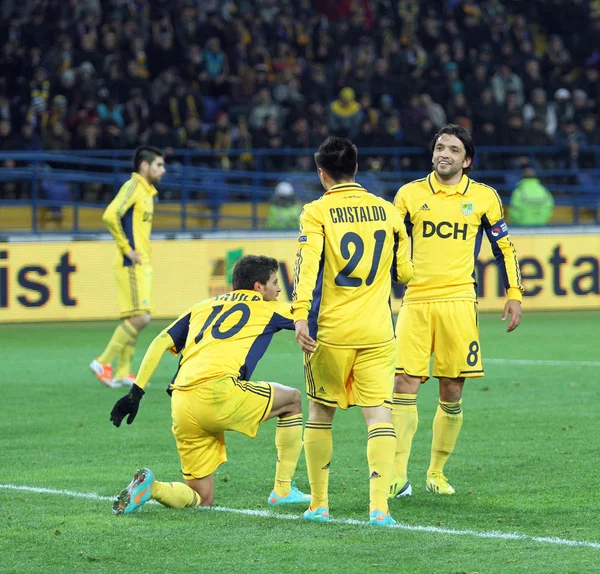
[273,414,304,497]
[115,340,137,380]
[428,400,463,476]
[367,423,396,513]
[150,481,202,508]
[391,393,418,485]
[303,421,332,509]
[98,320,139,365]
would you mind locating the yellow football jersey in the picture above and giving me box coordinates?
[163,290,294,391]
[395,172,523,303]
[102,172,157,266]
[292,182,413,348]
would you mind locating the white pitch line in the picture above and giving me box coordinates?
[1,484,599,550]
[485,359,600,367]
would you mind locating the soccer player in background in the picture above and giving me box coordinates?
[389,124,523,499]
[110,255,310,513]
[90,146,165,388]
[292,137,414,526]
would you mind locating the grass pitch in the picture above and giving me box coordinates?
[1,311,599,573]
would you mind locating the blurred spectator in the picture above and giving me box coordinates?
[523,89,557,137]
[554,119,587,168]
[254,115,284,171]
[491,64,524,106]
[580,115,600,168]
[200,37,230,99]
[249,88,281,132]
[208,111,233,169]
[327,87,363,140]
[420,94,446,130]
[509,167,554,226]
[43,121,71,151]
[473,88,499,131]
[522,59,545,101]
[266,181,302,229]
[571,90,593,125]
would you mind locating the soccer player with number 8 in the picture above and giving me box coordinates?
[389,124,523,499]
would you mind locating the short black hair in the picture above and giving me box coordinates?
[133,145,164,172]
[430,124,475,174]
[314,136,358,181]
[232,255,279,290]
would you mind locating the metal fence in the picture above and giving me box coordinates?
[1,146,599,232]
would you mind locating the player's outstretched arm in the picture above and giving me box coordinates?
[109,332,175,427]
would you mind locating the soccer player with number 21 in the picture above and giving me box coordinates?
[292,137,414,526]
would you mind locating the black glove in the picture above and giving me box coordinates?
[110,384,145,427]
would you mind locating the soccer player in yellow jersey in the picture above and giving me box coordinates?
[388,124,523,499]
[109,255,310,513]
[89,146,165,388]
[292,137,414,526]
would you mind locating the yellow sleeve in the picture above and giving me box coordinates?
[392,211,414,284]
[394,186,409,220]
[102,181,140,255]
[482,190,524,302]
[134,332,175,390]
[291,205,325,322]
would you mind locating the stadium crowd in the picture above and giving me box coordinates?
[0,0,599,179]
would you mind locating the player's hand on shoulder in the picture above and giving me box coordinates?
[502,300,522,333]
[126,250,142,265]
[294,320,317,354]
[110,384,145,427]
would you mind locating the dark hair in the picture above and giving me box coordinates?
[133,145,164,172]
[430,124,475,174]
[314,136,358,181]
[232,255,279,290]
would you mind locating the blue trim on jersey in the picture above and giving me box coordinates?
[481,214,510,290]
[167,355,183,396]
[391,230,400,283]
[121,204,136,267]
[308,253,325,341]
[403,212,413,237]
[239,312,292,381]
[472,223,484,296]
[167,312,191,354]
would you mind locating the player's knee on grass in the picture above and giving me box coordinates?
[394,373,421,394]
[438,377,464,402]
[186,475,214,506]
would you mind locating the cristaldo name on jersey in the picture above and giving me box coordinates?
[422,220,468,240]
[329,205,387,224]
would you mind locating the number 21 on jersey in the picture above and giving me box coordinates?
[335,230,386,287]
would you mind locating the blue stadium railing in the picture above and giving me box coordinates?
[0,146,599,232]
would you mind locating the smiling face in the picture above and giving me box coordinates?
[432,134,471,181]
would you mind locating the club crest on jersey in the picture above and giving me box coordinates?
[298,235,307,243]
[461,201,474,216]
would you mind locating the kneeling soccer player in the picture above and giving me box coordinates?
[110,255,310,514]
